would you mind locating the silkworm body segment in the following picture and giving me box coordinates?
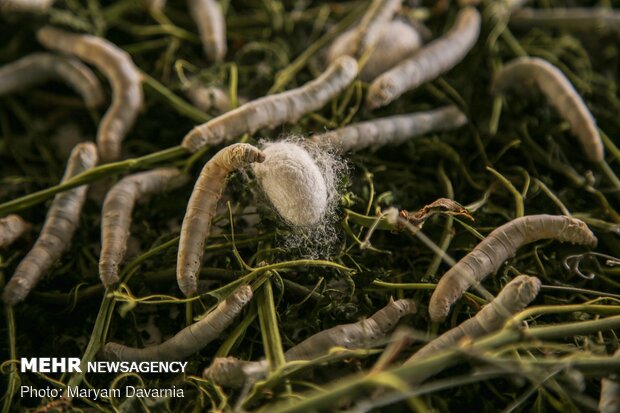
[188,0,227,61]
[367,7,481,109]
[203,357,267,388]
[182,56,358,152]
[203,298,416,388]
[492,57,603,162]
[102,285,253,361]
[283,298,416,361]
[348,0,403,57]
[100,168,188,288]
[311,105,466,153]
[2,143,98,306]
[185,85,232,115]
[0,53,104,108]
[328,20,422,82]
[37,26,144,162]
[0,215,30,248]
[408,275,540,362]
[429,215,596,323]
[177,144,265,297]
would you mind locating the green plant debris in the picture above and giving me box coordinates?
[2,0,620,412]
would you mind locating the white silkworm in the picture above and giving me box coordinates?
[429,215,597,323]
[1,143,98,306]
[203,298,417,388]
[185,85,232,115]
[188,0,227,62]
[366,7,481,109]
[0,215,30,248]
[310,105,466,153]
[252,141,328,226]
[0,0,53,13]
[99,168,188,288]
[327,20,422,82]
[408,275,540,363]
[0,53,104,108]
[329,0,402,61]
[510,8,620,33]
[177,143,265,297]
[283,298,417,361]
[348,0,402,57]
[102,285,253,361]
[599,349,620,413]
[203,357,267,388]
[491,56,603,162]
[37,26,144,162]
[181,56,358,153]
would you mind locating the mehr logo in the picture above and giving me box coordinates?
[21,358,82,373]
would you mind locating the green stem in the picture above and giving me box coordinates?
[2,305,18,413]
[257,278,286,372]
[265,315,620,413]
[141,73,211,123]
[486,166,525,217]
[267,1,367,94]
[0,146,188,216]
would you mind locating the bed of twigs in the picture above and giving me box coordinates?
[2,0,620,412]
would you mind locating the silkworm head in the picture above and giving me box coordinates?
[225,143,266,169]
[253,141,328,226]
[512,275,541,303]
[229,285,253,307]
[366,77,397,109]
[558,216,597,247]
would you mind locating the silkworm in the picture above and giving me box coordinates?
[0,215,30,248]
[252,141,328,226]
[177,143,265,297]
[429,215,597,323]
[203,357,267,388]
[188,0,227,62]
[185,85,232,115]
[510,8,620,33]
[102,285,252,361]
[0,53,104,108]
[284,298,417,361]
[99,168,188,288]
[203,298,416,388]
[1,143,98,306]
[181,56,358,153]
[350,0,402,56]
[366,7,481,109]
[37,26,144,162]
[327,20,422,82]
[408,275,540,363]
[0,0,53,13]
[310,105,466,153]
[492,57,603,163]
[599,349,620,413]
